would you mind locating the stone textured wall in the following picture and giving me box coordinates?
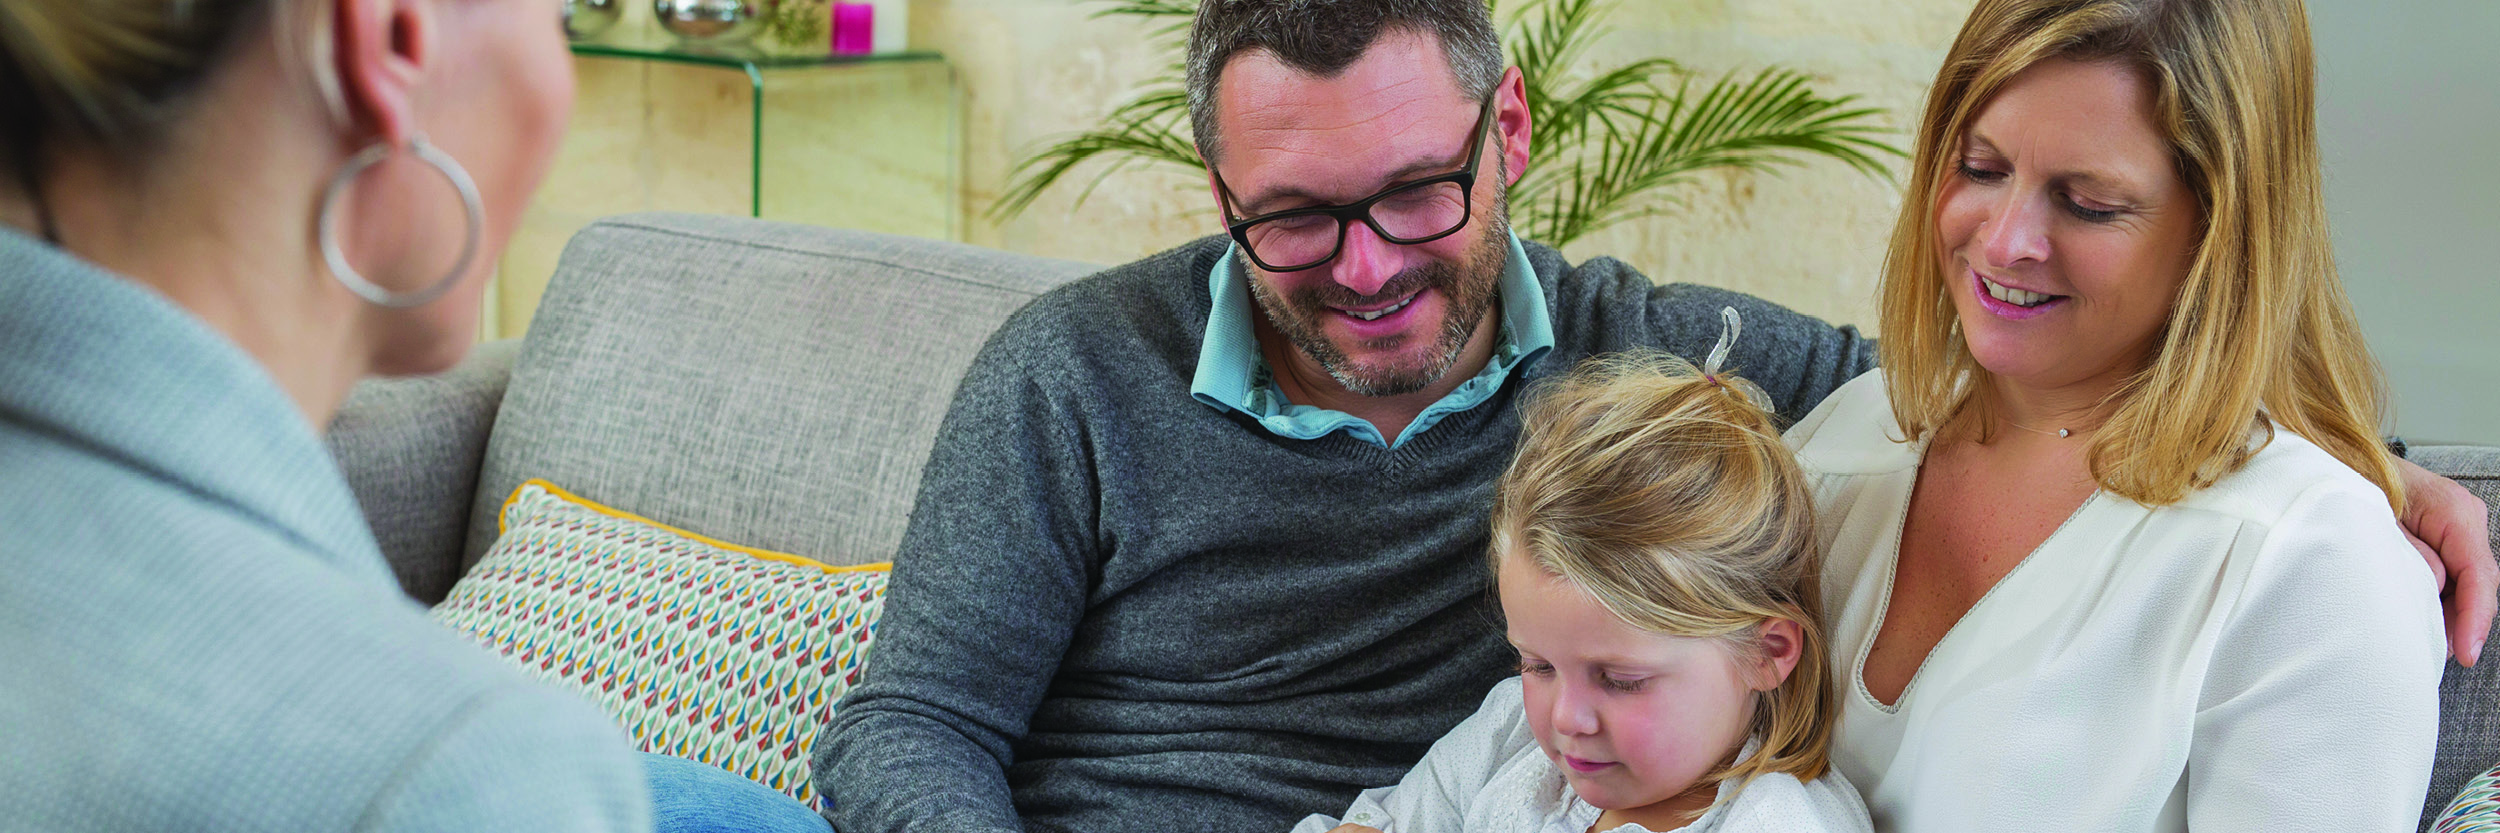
[919,0,1980,332]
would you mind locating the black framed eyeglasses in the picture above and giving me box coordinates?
[1212,93,1498,273]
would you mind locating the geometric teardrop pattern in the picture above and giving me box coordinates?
[2437,764,2500,833]
[432,480,888,813]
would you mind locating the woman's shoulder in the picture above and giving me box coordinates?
[1714,767,1876,832]
[2171,426,2398,530]
[1784,370,1920,476]
[2168,427,2438,654]
[1,448,640,823]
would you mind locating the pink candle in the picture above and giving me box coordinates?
[832,3,874,54]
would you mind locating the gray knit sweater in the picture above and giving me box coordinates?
[815,235,1874,833]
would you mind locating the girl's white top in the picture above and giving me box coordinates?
[1789,371,2444,832]
[1288,676,1873,833]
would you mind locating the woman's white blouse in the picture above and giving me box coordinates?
[1288,677,1873,833]
[1788,371,2443,833]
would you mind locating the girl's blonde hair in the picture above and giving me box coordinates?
[1489,349,1833,789]
[0,0,346,169]
[1878,0,2404,511]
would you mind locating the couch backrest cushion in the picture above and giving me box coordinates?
[466,213,1100,569]
[2418,444,2500,832]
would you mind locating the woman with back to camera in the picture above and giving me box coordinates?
[0,1,823,830]
[1785,0,2448,829]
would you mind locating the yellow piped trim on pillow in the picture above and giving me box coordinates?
[501,479,892,575]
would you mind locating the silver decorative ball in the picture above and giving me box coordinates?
[653,0,769,44]
[562,0,623,41]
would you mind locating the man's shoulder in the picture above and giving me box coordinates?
[956,235,1229,402]
[1517,238,1644,301]
[986,236,1230,353]
[1021,235,1230,319]
[1515,238,1751,355]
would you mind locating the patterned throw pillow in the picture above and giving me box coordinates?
[2436,763,2500,833]
[433,479,887,812]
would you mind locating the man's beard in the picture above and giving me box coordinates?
[1248,201,1511,398]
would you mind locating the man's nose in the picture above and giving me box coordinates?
[1326,219,1402,298]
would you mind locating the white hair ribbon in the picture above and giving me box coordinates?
[1702,306,1742,379]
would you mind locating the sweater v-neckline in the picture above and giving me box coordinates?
[1850,452,2106,713]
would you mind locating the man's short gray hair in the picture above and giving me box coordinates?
[1186,0,1504,165]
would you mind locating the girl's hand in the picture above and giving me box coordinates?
[1327,826,1384,833]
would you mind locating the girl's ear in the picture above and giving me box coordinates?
[1748,618,1805,692]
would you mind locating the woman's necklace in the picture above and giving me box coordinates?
[2004,420,2073,439]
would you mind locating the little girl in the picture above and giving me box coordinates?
[1293,311,1871,833]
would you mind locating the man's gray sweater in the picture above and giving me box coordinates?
[815,235,1874,833]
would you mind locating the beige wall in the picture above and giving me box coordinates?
[916,0,1982,331]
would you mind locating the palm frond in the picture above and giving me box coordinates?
[1088,0,1199,39]
[1519,67,1900,245]
[990,84,1200,220]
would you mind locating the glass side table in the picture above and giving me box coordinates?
[491,27,960,339]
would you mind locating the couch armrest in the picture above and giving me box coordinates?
[325,339,522,604]
[2414,444,2500,832]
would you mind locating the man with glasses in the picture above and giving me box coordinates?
[816,2,2493,832]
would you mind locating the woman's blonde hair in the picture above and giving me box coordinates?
[1489,350,1833,790]
[1877,0,2405,511]
[0,0,344,170]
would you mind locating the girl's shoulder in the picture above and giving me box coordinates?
[1712,767,1875,833]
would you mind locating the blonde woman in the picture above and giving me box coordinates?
[1297,339,1872,833]
[1788,0,2450,829]
[0,1,814,830]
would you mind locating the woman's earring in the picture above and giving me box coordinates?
[316,134,484,309]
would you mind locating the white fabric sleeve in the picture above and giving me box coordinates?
[1288,676,1537,833]
[1715,771,1874,833]
[2187,480,2445,832]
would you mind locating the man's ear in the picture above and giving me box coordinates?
[329,0,433,147]
[1208,172,1227,230]
[1749,617,1805,693]
[1493,66,1532,188]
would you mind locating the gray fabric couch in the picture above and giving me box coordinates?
[325,211,2500,831]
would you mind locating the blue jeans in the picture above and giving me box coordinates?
[640,752,832,833]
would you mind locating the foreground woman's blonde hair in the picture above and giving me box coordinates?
[1489,349,1833,790]
[1877,0,2405,511]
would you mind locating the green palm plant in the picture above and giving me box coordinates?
[990,0,1902,249]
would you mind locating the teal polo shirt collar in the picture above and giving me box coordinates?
[1189,232,1555,449]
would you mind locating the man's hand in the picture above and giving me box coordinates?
[2398,457,2496,666]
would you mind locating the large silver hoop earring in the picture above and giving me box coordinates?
[316,134,485,309]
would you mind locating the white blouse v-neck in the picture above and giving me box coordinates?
[1786,371,2443,833]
